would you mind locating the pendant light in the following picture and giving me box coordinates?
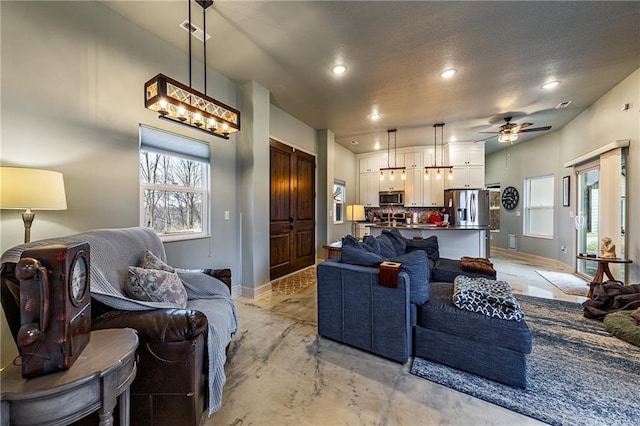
[144,0,240,139]
[380,129,406,181]
[424,123,453,180]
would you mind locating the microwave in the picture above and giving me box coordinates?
[379,191,404,206]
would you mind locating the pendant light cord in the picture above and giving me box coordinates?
[203,4,207,95]
[188,0,192,88]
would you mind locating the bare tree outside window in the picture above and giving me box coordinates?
[140,150,208,236]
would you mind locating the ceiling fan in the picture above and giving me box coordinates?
[479,116,552,143]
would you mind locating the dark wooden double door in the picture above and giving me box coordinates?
[269,139,316,280]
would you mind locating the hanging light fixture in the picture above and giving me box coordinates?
[424,123,453,180]
[144,0,240,139]
[379,129,406,181]
[498,128,519,143]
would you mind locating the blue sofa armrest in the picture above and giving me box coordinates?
[316,259,412,363]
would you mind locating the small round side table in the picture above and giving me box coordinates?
[1,328,138,426]
[576,255,633,297]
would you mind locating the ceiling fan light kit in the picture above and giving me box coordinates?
[380,129,407,181]
[480,116,552,144]
[144,0,240,139]
[424,123,453,180]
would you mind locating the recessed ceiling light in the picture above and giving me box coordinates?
[369,113,381,121]
[350,140,359,145]
[374,142,380,150]
[440,69,457,79]
[449,136,457,142]
[332,64,347,74]
[542,81,560,90]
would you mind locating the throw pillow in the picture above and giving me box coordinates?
[125,266,187,307]
[140,250,175,272]
[405,235,439,262]
[362,235,382,256]
[375,234,397,259]
[340,245,385,267]
[382,228,407,256]
[391,250,430,305]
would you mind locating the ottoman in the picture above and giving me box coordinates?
[414,282,532,388]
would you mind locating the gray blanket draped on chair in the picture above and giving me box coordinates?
[1,227,238,415]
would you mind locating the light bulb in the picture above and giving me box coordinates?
[177,106,187,121]
[158,99,168,115]
[380,171,384,181]
[448,169,454,180]
[424,169,429,180]
[436,169,441,180]
[390,170,395,181]
[401,170,406,180]
[194,113,202,126]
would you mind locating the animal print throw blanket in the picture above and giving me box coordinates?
[452,275,524,322]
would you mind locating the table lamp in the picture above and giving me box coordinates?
[346,204,365,237]
[1,167,67,243]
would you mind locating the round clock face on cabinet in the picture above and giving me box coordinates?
[70,253,88,305]
[501,186,519,210]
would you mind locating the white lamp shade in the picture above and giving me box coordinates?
[346,204,365,221]
[1,167,67,210]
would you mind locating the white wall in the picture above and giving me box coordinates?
[487,68,640,281]
[329,143,357,243]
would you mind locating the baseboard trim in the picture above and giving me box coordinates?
[241,281,272,298]
[491,247,572,272]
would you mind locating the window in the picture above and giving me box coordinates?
[139,125,210,241]
[333,180,345,224]
[524,175,554,238]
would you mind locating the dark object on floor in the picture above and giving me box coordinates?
[583,280,640,320]
[604,310,640,347]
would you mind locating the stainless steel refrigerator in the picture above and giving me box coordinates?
[444,189,490,227]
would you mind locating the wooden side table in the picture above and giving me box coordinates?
[576,255,633,297]
[323,242,342,260]
[1,328,138,426]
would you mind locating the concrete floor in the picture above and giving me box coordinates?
[206,249,586,426]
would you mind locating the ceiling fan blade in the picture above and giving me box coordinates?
[520,126,552,133]
[517,122,534,130]
[478,131,499,134]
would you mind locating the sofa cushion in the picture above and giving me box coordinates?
[405,235,439,262]
[375,234,397,258]
[125,266,188,308]
[382,228,407,256]
[340,235,385,267]
[140,250,175,272]
[432,257,497,283]
[418,282,531,354]
[391,250,430,305]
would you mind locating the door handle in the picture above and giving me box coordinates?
[289,217,294,222]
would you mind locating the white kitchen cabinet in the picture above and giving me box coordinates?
[447,142,485,166]
[359,156,381,173]
[404,168,424,207]
[404,152,424,169]
[424,175,445,206]
[358,172,380,207]
[379,170,405,192]
[445,165,485,189]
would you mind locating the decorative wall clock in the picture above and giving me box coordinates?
[501,186,519,210]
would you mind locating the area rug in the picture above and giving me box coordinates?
[271,266,316,294]
[536,270,589,296]
[410,295,640,425]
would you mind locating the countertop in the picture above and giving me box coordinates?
[368,224,492,230]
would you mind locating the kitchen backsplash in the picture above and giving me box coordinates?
[365,207,445,224]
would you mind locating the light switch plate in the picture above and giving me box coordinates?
[224,210,230,220]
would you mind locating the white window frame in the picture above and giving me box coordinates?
[523,174,554,239]
[139,125,210,242]
[333,180,345,224]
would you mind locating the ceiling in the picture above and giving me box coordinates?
[102,1,640,155]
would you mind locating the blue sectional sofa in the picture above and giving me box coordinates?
[316,230,532,388]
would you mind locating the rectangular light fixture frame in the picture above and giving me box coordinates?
[144,73,240,140]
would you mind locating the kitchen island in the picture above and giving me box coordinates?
[368,224,491,259]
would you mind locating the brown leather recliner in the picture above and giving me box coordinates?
[1,228,235,426]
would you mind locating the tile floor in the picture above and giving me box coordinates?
[206,250,586,426]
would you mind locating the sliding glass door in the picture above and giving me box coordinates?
[576,164,599,278]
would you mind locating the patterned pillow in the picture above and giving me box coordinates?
[125,266,187,307]
[140,250,175,272]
